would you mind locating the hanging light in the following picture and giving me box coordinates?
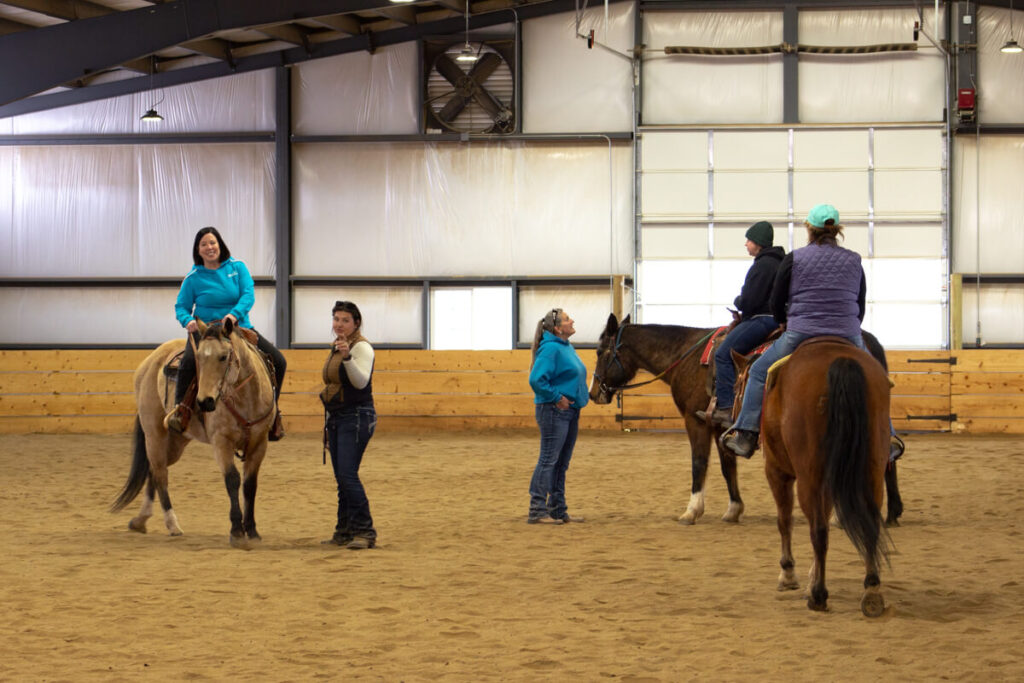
[455,3,478,64]
[140,108,164,122]
[140,56,165,123]
[1003,0,1023,53]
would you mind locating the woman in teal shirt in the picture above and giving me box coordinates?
[165,226,286,439]
[527,308,589,525]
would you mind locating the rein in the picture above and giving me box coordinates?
[595,325,717,394]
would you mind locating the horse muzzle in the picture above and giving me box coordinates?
[197,397,217,412]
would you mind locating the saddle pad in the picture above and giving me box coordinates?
[700,326,730,366]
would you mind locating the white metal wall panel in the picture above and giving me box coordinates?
[0,143,276,278]
[292,141,632,277]
[1,70,275,135]
[0,287,276,345]
[292,43,419,136]
[962,286,1024,346]
[797,8,945,123]
[293,287,423,346]
[641,131,707,170]
[952,136,1024,273]
[977,8,1024,124]
[640,173,707,220]
[522,5,634,133]
[642,11,784,124]
[519,285,626,346]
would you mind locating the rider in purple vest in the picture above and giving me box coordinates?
[722,204,867,459]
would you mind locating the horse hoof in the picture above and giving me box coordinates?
[128,519,147,534]
[721,502,744,523]
[807,598,828,612]
[777,573,799,591]
[677,512,696,525]
[229,535,253,550]
[860,590,885,618]
[169,529,184,537]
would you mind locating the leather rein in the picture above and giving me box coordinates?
[593,325,716,395]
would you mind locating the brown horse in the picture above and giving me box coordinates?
[740,338,892,616]
[590,314,744,525]
[111,318,276,549]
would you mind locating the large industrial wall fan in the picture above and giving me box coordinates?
[423,38,516,135]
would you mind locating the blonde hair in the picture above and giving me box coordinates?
[530,308,563,365]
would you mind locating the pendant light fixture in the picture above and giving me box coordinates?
[455,2,478,64]
[140,56,165,123]
[1002,0,1023,53]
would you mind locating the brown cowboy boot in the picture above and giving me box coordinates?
[164,403,192,434]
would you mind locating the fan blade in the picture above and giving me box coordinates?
[435,53,467,88]
[467,52,502,82]
[437,92,471,123]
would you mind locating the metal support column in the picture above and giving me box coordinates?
[783,3,799,124]
[274,66,292,348]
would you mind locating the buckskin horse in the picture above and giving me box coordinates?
[738,337,892,616]
[589,314,903,528]
[111,318,276,549]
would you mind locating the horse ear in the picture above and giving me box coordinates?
[604,313,619,336]
[222,317,235,336]
[195,318,207,335]
[621,314,631,326]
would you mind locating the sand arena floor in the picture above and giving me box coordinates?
[1,430,1022,681]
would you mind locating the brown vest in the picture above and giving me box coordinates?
[319,334,370,407]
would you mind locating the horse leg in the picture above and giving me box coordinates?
[717,445,744,523]
[767,463,798,591]
[129,477,155,534]
[884,461,903,527]
[149,462,184,536]
[241,442,268,543]
[806,517,830,611]
[678,420,709,525]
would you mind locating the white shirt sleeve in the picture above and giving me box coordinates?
[342,341,374,389]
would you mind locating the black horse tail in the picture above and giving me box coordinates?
[824,357,889,569]
[110,416,150,512]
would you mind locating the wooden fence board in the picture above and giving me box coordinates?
[951,373,1024,395]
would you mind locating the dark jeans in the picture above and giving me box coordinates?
[175,326,286,404]
[529,402,580,520]
[327,406,377,540]
[714,316,779,409]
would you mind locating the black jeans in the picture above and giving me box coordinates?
[326,406,377,540]
[174,327,286,405]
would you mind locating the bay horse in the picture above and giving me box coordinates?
[590,314,743,525]
[589,314,904,527]
[742,337,892,616]
[111,318,276,549]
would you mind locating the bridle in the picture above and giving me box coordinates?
[593,324,716,396]
[193,330,274,456]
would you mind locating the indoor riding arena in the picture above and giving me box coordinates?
[2,1,1023,681]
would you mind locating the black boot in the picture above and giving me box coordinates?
[723,429,759,459]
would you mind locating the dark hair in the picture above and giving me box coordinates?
[192,226,232,266]
[332,300,363,330]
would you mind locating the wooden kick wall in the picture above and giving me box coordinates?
[0,349,1022,434]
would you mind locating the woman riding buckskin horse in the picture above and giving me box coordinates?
[723,204,867,459]
[164,226,286,440]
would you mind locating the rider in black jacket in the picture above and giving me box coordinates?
[697,221,785,427]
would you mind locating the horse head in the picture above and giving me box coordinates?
[589,313,637,404]
[194,318,237,413]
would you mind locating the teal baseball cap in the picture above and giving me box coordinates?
[806,204,839,228]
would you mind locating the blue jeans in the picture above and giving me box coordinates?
[714,316,779,409]
[732,329,865,433]
[326,406,377,540]
[529,403,580,520]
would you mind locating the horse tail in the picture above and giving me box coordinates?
[110,416,150,512]
[824,357,889,569]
